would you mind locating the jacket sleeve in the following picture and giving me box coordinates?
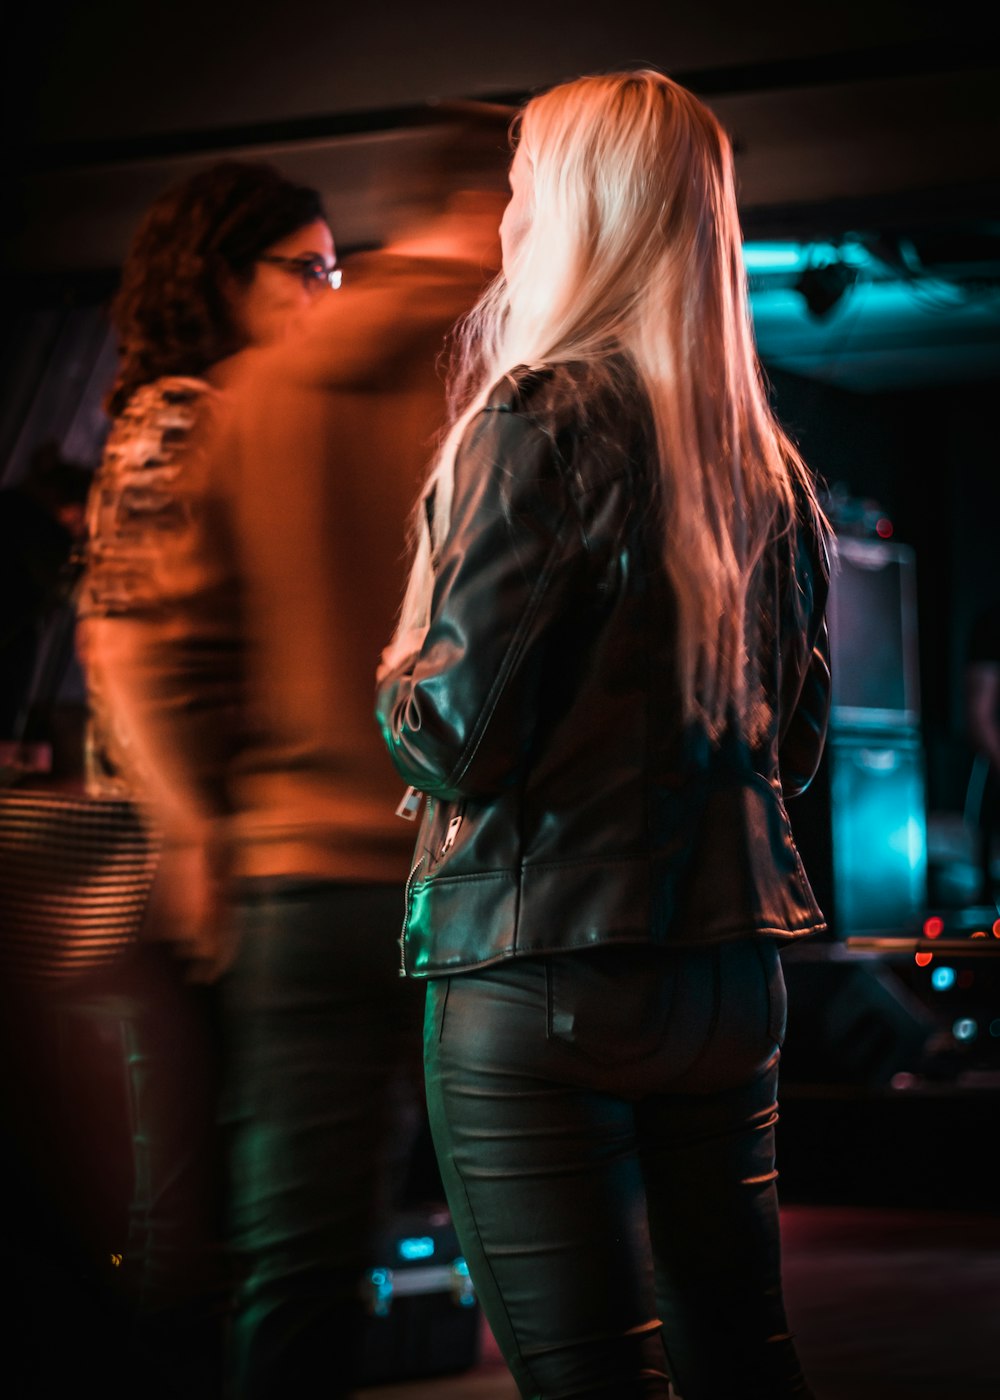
[777,522,832,800]
[375,403,584,801]
[78,385,241,834]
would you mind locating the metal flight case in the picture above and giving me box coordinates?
[357,1203,481,1384]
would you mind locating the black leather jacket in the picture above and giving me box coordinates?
[376,364,831,977]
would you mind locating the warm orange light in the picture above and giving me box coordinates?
[971,930,988,939]
[915,951,933,967]
[923,916,945,938]
[993,919,1000,938]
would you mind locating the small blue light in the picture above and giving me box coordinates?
[743,243,804,271]
[953,1018,978,1042]
[398,1236,435,1261]
[366,1267,394,1318]
[742,240,874,274]
[989,1018,1000,1039]
[450,1257,477,1308]
[931,966,956,990]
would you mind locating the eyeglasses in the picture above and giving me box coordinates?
[258,254,343,291]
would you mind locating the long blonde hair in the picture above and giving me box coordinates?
[394,68,830,740]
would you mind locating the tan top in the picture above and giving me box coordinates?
[79,250,490,890]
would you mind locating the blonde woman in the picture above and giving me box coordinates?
[377,69,831,1399]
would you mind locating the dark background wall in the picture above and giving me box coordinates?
[764,366,1000,815]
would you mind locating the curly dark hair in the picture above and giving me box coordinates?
[106,160,328,417]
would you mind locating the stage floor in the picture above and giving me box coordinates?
[4,994,998,1399]
[359,1201,1000,1400]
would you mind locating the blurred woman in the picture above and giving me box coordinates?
[85,158,336,811]
[76,158,337,1399]
[377,70,832,1399]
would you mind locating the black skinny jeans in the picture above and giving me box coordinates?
[220,881,425,1400]
[424,939,815,1400]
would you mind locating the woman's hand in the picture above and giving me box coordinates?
[145,829,236,981]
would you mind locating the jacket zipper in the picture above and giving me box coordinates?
[399,853,425,977]
[395,798,460,977]
[440,814,463,856]
[395,786,422,821]
[396,787,426,976]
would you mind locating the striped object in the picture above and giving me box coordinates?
[0,788,161,983]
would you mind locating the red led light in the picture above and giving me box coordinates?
[915,951,933,967]
[993,920,1000,938]
[971,930,988,939]
[875,518,894,538]
[923,916,945,938]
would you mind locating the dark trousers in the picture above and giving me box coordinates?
[111,945,226,1310]
[0,940,227,1400]
[424,940,815,1400]
[220,880,425,1400]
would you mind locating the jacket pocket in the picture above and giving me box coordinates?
[428,801,467,871]
[545,946,677,1065]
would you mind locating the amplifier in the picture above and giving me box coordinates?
[789,729,928,938]
[827,536,921,730]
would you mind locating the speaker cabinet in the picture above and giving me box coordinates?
[827,537,921,729]
[789,731,928,938]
